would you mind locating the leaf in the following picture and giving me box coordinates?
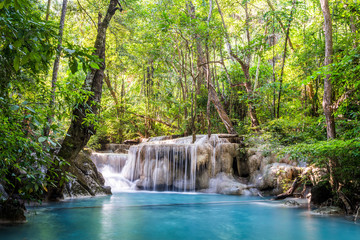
[70,59,78,74]
[25,106,36,113]
[14,55,20,71]
[64,48,76,55]
[38,136,47,143]
[42,184,48,192]
[90,62,100,69]
[10,105,20,111]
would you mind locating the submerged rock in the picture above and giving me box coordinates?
[63,152,112,198]
[284,200,300,207]
[313,206,344,215]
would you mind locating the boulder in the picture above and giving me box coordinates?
[250,163,300,194]
[63,152,112,198]
[207,173,247,195]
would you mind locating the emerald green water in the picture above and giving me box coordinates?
[0,192,359,240]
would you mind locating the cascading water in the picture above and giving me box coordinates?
[91,135,241,193]
[90,153,134,191]
[122,144,198,191]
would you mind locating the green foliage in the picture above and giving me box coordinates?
[0,98,68,202]
[263,117,326,146]
[280,139,360,199]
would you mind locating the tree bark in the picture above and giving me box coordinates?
[48,0,120,200]
[46,0,51,21]
[320,0,336,139]
[276,0,296,118]
[44,0,68,137]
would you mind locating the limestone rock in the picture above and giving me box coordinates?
[63,152,112,198]
[207,173,247,195]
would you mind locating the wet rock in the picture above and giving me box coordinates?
[63,151,112,198]
[104,144,130,154]
[313,206,344,215]
[207,173,247,195]
[0,184,8,201]
[284,200,300,207]
[250,163,299,193]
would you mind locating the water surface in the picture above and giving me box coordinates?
[0,192,359,240]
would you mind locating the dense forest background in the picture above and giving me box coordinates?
[0,0,359,213]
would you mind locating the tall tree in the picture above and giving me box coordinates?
[48,0,121,200]
[320,0,335,139]
[320,0,353,214]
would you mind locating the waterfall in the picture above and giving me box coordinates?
[90,153,134,191]
[122,144,198,192]
[91,135,238,193]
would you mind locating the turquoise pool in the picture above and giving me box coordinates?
[0,192,359,240]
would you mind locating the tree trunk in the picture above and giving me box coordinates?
[266,0,294,51]
[276,0,296,118]
[46,0,51,21]
[320,0,353,214]
[320,0,336,139]
[44,0,68,137]
[47,0,120,200]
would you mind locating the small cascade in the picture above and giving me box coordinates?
[90,153,134,191]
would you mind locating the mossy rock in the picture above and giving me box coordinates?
[63,151,111,198]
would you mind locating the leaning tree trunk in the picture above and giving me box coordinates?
[189,0,236,135]
[215,0,260,129]
[47,0,120,200]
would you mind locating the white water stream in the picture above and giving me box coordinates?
[91,135,228,192]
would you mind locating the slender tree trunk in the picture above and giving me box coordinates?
[276,0,296,118]
[272,17,277,119]
[320,0,336,139]
[104,74,121,117]
[44,0,68,137]
[48,0,120,200]
[46,0,51,21]
[266,0,295,51]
